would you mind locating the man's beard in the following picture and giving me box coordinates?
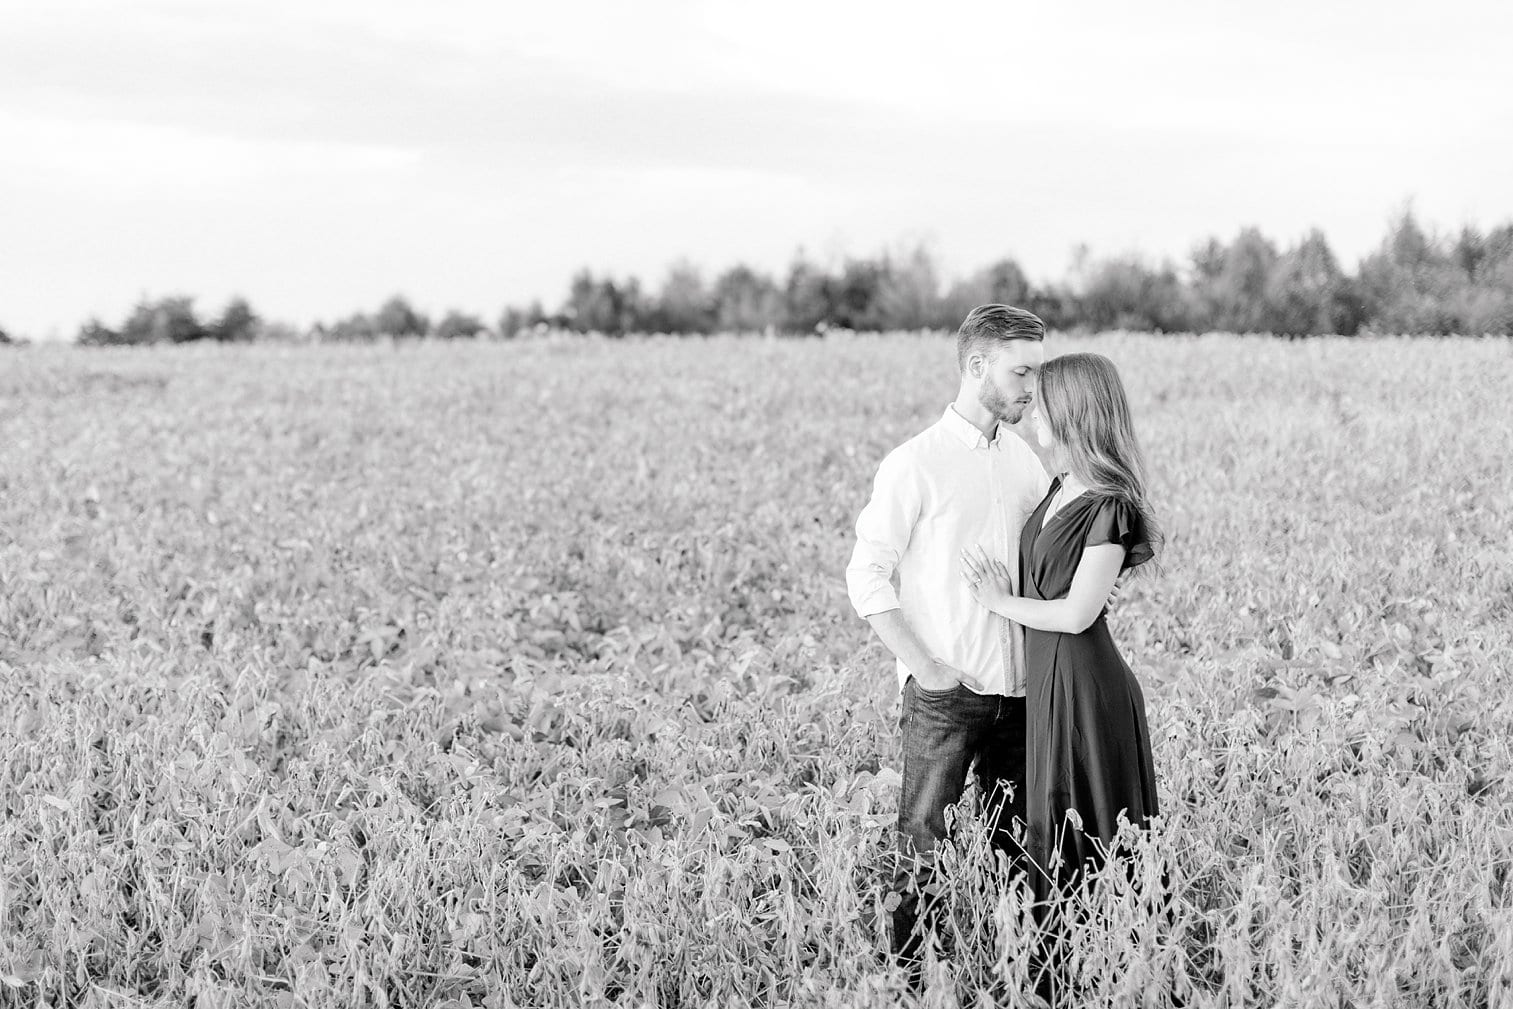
[979,378,1027,425]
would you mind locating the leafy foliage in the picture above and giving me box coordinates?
[1188,228,1280,334]
[564,270,647,336]
[121,295,208,344]
[1264,230,1361,337]
[712,265,782,334]
[211,297,261,343]
[498,301,549,339]
[64,210,1513,346]
[321,312,380,342]
[76,296,275,345]
[496,210,1513,337]
[3,335,1512,1005]
[434,311,488,341]
[649,261,716,335]
[1072,253,1189,333]
[374,295,430,339]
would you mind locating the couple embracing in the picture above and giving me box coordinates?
[845,304,1162,984]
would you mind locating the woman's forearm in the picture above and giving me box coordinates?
[965,543,1123,635]
[989,594,1097,634]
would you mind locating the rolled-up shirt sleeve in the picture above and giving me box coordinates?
[846,449,920,618]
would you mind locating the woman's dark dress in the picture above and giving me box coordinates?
[1020,478,1157,901]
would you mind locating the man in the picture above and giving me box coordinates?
[845,304,1050,970]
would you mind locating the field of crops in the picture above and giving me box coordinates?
[3,333,1512,1007]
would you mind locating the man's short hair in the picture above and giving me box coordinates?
[956,304,1045,371]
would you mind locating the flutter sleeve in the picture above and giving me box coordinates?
[1085,497,1154,572]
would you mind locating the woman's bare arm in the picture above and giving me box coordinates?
[961,543,1125,634]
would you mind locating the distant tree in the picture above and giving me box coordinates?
[620,278,650,333]
[828,257,890,331]
[326,312,379,342]
[653,261,715,334]
[1444,222,1513,334]
[79,211,1502,347]
[435,310,487,339]
[1388,208,1435,265]
[1188,228,1279,332]
[122,299,160,344]
[119,296,207,344]
[211,297,260,342]
[1264,230,1361,336]
[375,295,429,338]
[77,318,123,346]
[978,258,1033,305]
[564,271,601,331]
[498,307,523,338]
[498,301,545,338]
[1357,209,1462,333]
[782,254,833,334]
[1076,254,1189,332]
[942,257,1032,328]
[1480,225,1513,330]
[1449,286,1513,335]
[258,320,305,342]
[710,265,782,333]
[1023,283,1079,331]
[563,270,646,334]
[869,245,943,330]
[1481,224,1513,279]
[0,324,11,344]
[872,245,945,330]
[1185,237,1226,331]
[165,296,210,343]
[1452,226,1488,279]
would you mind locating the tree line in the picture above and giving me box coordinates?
[526,210,1512,338]
[2,207,1508,348]
[66,297,490,347]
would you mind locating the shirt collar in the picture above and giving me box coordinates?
[941,405,1001,450]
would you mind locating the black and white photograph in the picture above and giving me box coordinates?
[3,1,1512,1006]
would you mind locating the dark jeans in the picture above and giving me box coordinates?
[892,676,1028,970]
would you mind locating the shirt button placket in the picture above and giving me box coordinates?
[989,446,1007,695]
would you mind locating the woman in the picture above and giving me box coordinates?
[960,352,1160,903]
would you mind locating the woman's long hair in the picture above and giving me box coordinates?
[1039,353,1163,565]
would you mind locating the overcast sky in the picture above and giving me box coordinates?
[2,0,1510,339]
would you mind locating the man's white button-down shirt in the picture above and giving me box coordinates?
[847,406,1050,697]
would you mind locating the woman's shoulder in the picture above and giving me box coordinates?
[1082,494,1154,568]
[1082,493,1143,527]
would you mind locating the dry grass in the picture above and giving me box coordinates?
[2,333,1511,1007]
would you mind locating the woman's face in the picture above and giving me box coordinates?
[1032,406,1066,470]
[1032,406,1054,449]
